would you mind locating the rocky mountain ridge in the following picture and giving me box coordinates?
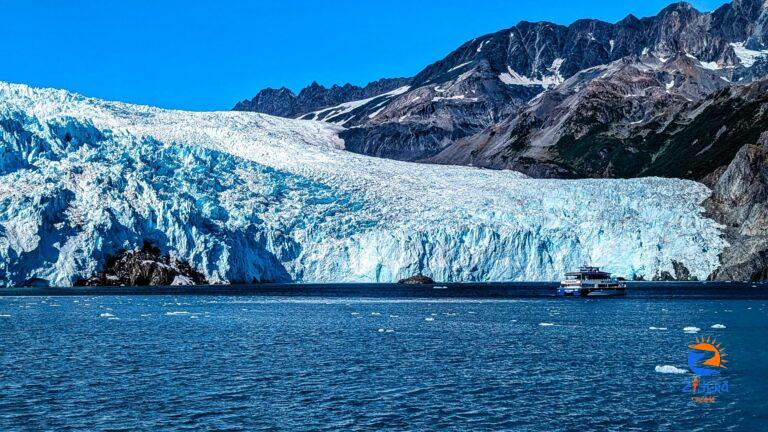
[233,77,410,118]
[235,0,768,164]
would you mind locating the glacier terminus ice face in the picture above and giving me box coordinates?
[0,82,725,286]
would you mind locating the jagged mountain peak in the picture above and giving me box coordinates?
[233,76,411,117]
[659,1,696,12]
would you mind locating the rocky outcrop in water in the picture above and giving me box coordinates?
[75,242,208,287]
[653,260,695,281]
[398,275,436,285]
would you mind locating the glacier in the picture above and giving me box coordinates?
[0,81,725,286]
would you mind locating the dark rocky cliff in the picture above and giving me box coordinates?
[706,132,768,281]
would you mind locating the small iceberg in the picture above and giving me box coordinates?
[683,326,701,333]
[655,365,687,374]
[711,324,726,329]
[425,317,435,321]
[99,312,115,318]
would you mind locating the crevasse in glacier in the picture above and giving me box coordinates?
[0,82,725,286]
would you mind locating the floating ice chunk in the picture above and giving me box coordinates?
[711,324,726,329]
[649,326,668,330]
[655,365,687,374]
[683,326,701,333]
[378,328,385,332]
[99,312,115,318]
[425,317,435,321]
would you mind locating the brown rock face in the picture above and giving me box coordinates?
[706,132,768,281]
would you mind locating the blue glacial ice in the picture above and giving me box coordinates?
[0,82,725,286]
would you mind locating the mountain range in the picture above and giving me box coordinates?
[235,0,768,164]
[233,0,768,281]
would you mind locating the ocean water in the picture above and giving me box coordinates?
[1,283,767,431]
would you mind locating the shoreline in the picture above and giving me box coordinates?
[1,281,766,298]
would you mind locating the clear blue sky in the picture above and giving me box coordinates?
[0,0,729,111]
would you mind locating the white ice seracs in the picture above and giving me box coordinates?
[730,42,768,68]
[0,81,725,286]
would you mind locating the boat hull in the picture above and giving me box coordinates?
[556,287,627,297]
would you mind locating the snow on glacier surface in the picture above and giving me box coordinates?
[0,81,724,286]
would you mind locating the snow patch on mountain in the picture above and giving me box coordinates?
[499,63,564,88]
[0,81,725,286]
[301,86,410,124]
[730,42,768,68]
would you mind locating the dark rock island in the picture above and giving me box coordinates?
[398,274,436,285]
[76,241,208,287]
